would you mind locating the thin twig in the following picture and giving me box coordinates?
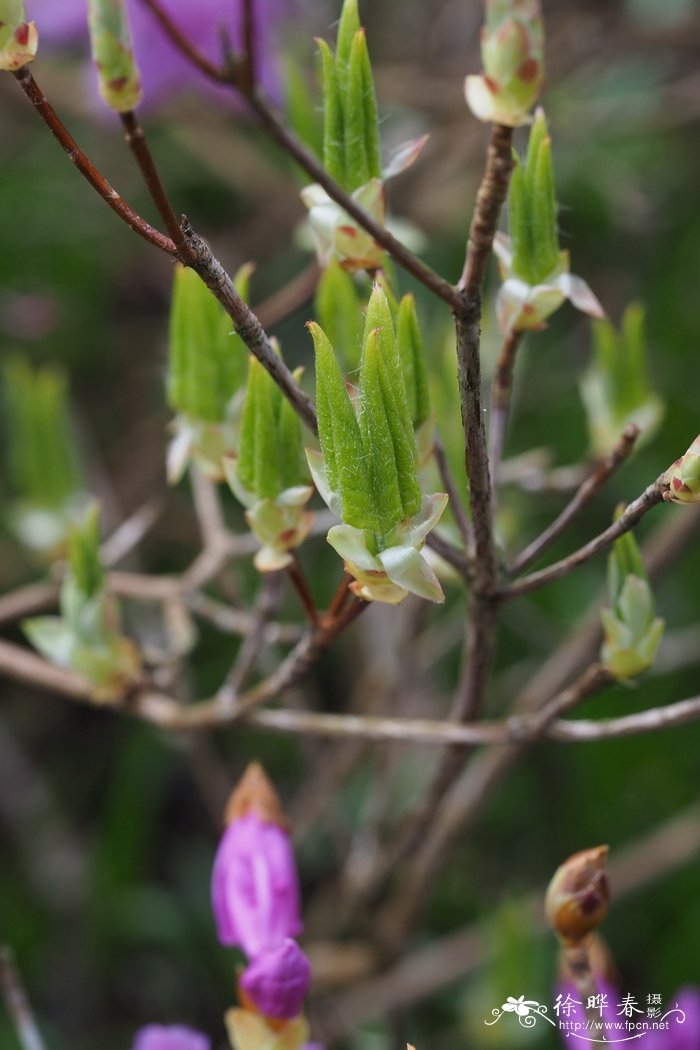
[13,69,176,256]
[488,328,524,499]
[0,947,48,1050]
[424,531,471,581]
[458,124,515,298]
[504,473,669,599]
[217,573,286,705]
[0,582,59,628]
[287,554,319,627]
[8,636,700,745]
[120,110,190,254]
[511,425,640,574]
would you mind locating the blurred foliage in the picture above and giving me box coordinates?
[2,1,700,1049]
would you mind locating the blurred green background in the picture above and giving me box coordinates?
[1,1,700,1048]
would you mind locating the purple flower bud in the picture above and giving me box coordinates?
[211,812,302,956]
[131,1025,210,1050]
[240,938,311,1020]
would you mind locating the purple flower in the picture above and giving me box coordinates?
[131,1025,210,1050]
[211,812,302,956]
[557,984,700,1050]
[28,0,284,106]
[240,938,311,1020]
[644,988,700,1050]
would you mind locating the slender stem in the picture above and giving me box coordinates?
[0,947,48,1050]
[120,110,190,255]
[217,573,285,705]
[504,473,669,599]
[287,554,319,627]
[13,68,176,256]
[424,531,471,581]
[455,311,496,597]
[488,328,523,499]
[326,574,353,621]
[511,424,640,574]
[564,943,598,1014]
[458,124,515,297]
[8,636,700,743]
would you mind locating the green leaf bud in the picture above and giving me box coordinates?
[600,517,664,679]
[465,0,544,127]
[0,0,37,70]
[318,0,381,192]
[665,434,700,504]
[87,0,142,112]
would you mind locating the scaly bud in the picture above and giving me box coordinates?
[212,765,302,957]
[664,435,700,504]
[465,0,544,126]
[545,846,610,947]
[87,0,142,112]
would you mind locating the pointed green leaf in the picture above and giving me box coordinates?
[344,30,372,190]
[309,322,375,528]
[277,367,307,489]
[359,328,405,538]
[286,62,324,161]
[397,294,431,429]
[238,356,282,499]
[508,153,532,282]
[67,503,104,599]
[356,27,381,180]
[529,132,559,281]
[363,286,421,519]
[168,265,246,422]
[335,0,361,92]
[315,262,363,369]
[318,38,346,186]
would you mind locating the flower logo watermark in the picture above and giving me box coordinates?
[484,994,688,1043]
